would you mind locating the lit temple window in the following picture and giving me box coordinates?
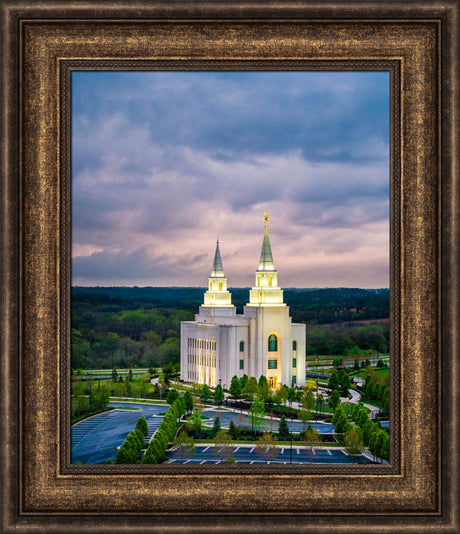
[268,334,277,352]
[268,359,278,369]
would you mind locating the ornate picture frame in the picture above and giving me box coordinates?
[1,1,458,532]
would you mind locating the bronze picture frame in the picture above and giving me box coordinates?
[1,1,458,532]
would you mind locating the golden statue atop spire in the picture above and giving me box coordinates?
[264,211,269,231]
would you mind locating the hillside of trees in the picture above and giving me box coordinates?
[71,286,389,370]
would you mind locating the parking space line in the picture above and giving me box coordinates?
[184,460,191,464]
[233,447,240,453]
[249,447,254,453]
[281,448,284,454]
[296,449,300,455]
[327,449,332,455]
[202,446,210,453]
[200,460,207,464]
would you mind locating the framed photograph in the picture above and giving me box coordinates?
[1,1,458,532]
[70,69,392,468]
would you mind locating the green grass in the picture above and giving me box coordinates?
[108,397,167,405]
[351,367,390,379]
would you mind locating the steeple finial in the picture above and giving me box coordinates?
[211,240,225,277]
[257,213,275,271]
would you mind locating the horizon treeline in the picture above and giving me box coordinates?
[71,286,389,371]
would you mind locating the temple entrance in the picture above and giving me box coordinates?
[268,376,277,389]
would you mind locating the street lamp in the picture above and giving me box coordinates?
[250,408,255,439]
[88,381,92,412]
[290,431,293,464]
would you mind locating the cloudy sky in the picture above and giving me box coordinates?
[72,71,389,288]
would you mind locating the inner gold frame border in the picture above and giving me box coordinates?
[1,2,458,533]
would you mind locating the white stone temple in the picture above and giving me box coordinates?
[180,214,306,390]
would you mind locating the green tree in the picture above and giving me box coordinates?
[328,370,340,390]
[142,438,161,464]
[258,375,268,389]
[135,416,149,437]
[299,408,312,431]
[344,426,364,459]
[213,430,234,462]
[155,429,169,451]
[304,424,321,463]
[173,431,195,463]
[228,420,238,439]
[184,390,194,413]
[316,393,325,416]
[302,389,315,411]
[332,405,345,426]
[243,376,258,400]
[229,375,242,400]
[335,413,350,434]
[277,415,290,440]
[190,410,202,432]
[328,389,341,411]
[250,396,266,433]
[200,384,212,403]
[162,361,177,382]
[255,433,279,463]
[338,370,351,396]
[213,384,224,406]
[166,388,180,405]
[116,443,138,464]
[212,416,221,436]
[287,387,297,407]
[279,385,289,407]
[239,374,249,390]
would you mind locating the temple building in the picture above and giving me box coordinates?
[180,214,306,390]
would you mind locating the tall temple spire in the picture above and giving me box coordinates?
[201,240,234,311]
[257,212,275,271]
[246,213,285,306]
[211,239,225,277]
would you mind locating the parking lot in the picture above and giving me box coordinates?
[71,402,165,464]
[166,444,369,464]
[72,402,340,464]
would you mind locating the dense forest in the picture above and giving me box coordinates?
[71,286,389,370]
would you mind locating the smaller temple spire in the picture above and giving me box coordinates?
[257,213,275,271]
[211,239,225,277]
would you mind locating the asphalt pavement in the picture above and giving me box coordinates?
[166,444,369,464]
[71,402,166,464]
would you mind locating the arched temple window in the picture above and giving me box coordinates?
[268,334,278,352]
[292,340,297,351]
[239,341,244,352]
